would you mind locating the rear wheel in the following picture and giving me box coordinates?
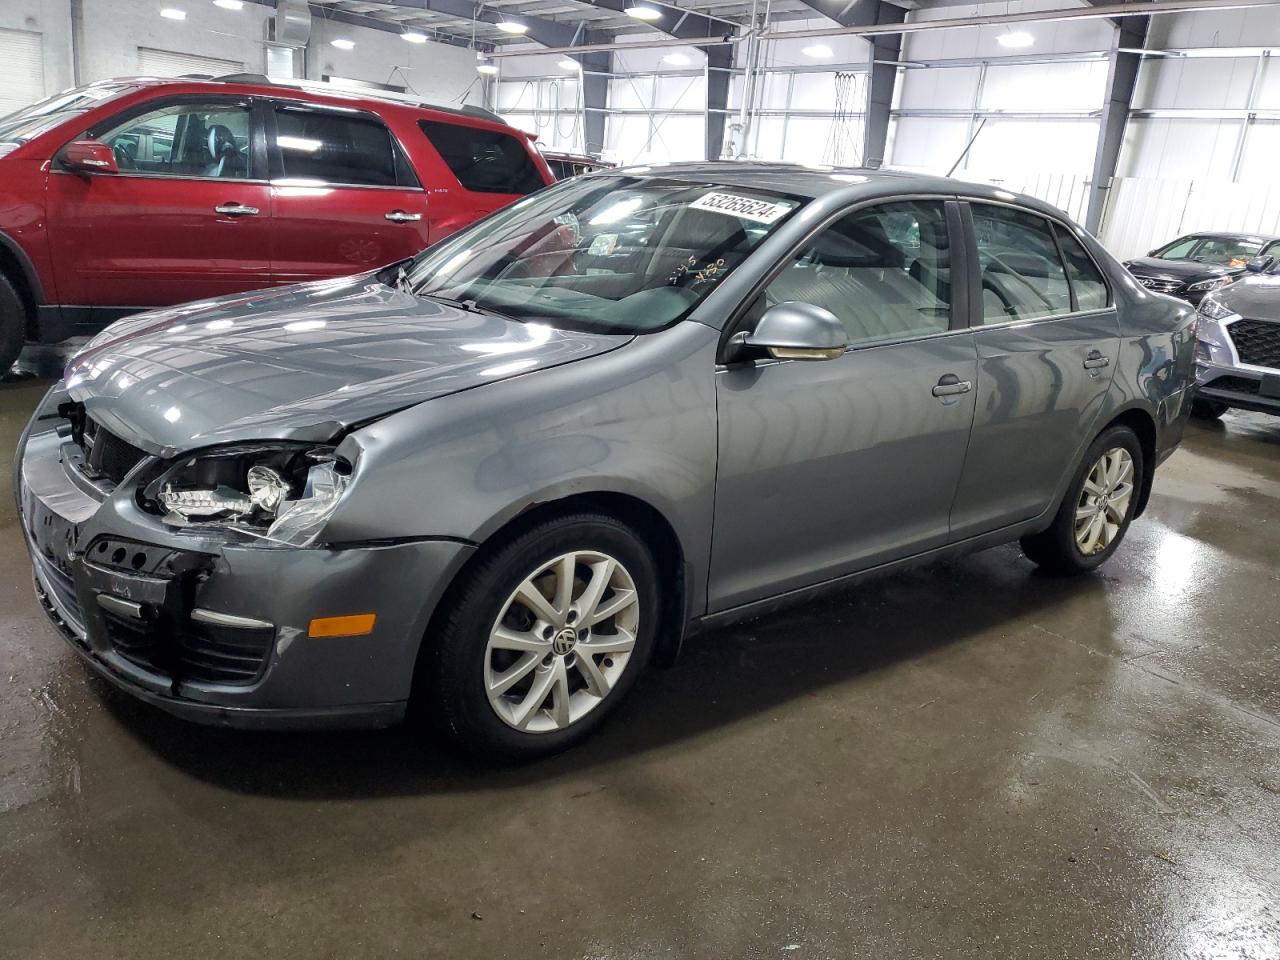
[1190,398,1228,420]
[0,273,25,376]
[429,513,659,759]
[1020,425,1143,575]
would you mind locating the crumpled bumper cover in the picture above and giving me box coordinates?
[18,393,474,731]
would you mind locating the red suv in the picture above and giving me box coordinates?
[0,75,554,371]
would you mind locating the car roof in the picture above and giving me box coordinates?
[1177,231,1280,244]
[605,161,1074,220]
[99,74,517,134]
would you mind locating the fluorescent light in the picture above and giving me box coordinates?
[330,38,355,50]
[558,57,580,70]
[997,30,1035,48]
[626,5,663,21]
[496,20,528,34]
[802,43,833,59]
[212,0,243,9]
[159,7,187,19]
[663,52,691,66]
[402,31,428,43]
[477,62,500,75]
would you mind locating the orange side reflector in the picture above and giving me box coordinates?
[308,613,377,638]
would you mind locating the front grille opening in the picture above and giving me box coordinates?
[100,611,274,686]
[58,402,150,487]
[1229,319,1280,370]
[1205,375,1261,396]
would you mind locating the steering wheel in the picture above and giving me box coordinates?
[112,142,136,170]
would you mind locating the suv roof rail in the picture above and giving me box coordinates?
[216,72,272,85]
[207,72,512,127]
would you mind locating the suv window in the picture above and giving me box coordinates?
[1054,225,1109,311]
[96,100,252,179]
[419,120,544,195]
[273,105,416,188]
[763,200,952,348]
[972,204,1072,323]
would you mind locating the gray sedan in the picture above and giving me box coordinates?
[17,164,1196,757]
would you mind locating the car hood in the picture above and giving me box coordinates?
[1124,257,1236,280]
[64,275,632,456]
[1214,273,1280,320]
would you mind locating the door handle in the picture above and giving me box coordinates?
[1083,352,1111,370]
[214,202,260,217]
[932,374,973,397]
[385,210,423,223]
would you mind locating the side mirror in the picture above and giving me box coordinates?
[61,139,118,175]
[1245,256,1273,273]
[731,301,847,362]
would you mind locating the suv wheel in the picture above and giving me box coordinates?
[429,513,659,759]
[1190,398,1228,420]
[0,274,25,375]
[1020,425,1143,575]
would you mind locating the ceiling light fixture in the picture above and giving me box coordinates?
[626,4,664,22]
[330,37,355,50]
[160,7,187,19]
[663,52,691,66]
[496,20,529,34]
[212,0,243,9]
[477,62,500,75]
[802,43,833,59]
[402,30,428,43]
[558,57,581,70]
[997,30,1035,48]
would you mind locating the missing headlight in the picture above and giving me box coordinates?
[143,444,348,546]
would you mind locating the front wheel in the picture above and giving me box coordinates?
[1020,425,1143,575]
[428,513,659,759]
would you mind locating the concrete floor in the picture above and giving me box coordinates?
[2,360,1279,959]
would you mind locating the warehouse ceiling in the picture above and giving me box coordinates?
[308,0,905,46]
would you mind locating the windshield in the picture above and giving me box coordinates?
[1156,235,1264,268]
[0,83,136,143]
[405,175,802,335]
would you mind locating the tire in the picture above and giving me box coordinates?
[1020,424,1144,575]
[428,512,660,760]
[0,273,25,376]
[1190,398,1228,420]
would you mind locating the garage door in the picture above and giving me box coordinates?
[137,47,244,79]
[0,28,45,116]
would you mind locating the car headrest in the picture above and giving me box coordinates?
[208,124,238,158]
[809,220,905,270]
[662,208,750,254]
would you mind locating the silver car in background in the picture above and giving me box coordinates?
[1193,257,1280,419]
[17,164,1195,758]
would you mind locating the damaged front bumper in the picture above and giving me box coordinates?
[17,386,473,730]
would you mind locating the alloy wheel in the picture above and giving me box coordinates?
[1074,447,1135,556]
[484,551,640,733]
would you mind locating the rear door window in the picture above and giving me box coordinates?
[1054,225,1110,311]
[272,104,417,188]
[419,119,545,195]
[971,204,1073,323]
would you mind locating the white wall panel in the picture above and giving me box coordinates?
[966,119,1099,174]
[980,60,1107,112]
[609,76,654,111]
[1237,123,1280,183]
[889,117,969,172]
[1118,118,1240,180]
[654,75,705,112]
[898,66,981,112]
[1133,57,1257,111]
